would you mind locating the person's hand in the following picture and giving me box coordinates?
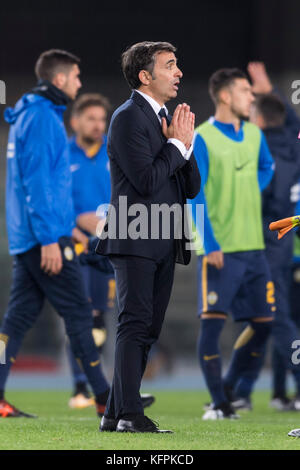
[247,62,273,94]
[76,212,100,236]
[206,250,224,269]
[72,227,89,252]
[41,242,63,275]
[162,103,195,149]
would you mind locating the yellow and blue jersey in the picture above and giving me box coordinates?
[189,118,274,255]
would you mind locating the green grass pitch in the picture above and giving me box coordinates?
[0,390,300,450]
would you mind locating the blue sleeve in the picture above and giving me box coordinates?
[18,109,65,245]
[258,130,275,191]
[188,133,220,254]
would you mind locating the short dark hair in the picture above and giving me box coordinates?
[209,68,248,103]
[35,49,81,81]
[253,93,286,128]
[71,93,111,116]
[121,41,177,89]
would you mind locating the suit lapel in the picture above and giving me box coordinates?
[131,91,165,143]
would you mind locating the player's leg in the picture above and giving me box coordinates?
[26,237,110,415]
[265,238,300,408]
[270,265,300,406]
[66,264,94,409]
[66,239,115,402]
[268,265,296,408]
[67,306,108,408]
[290,263,300,330]
[67,267,113,409]
[198,313,227,408]
[197,254,244,420]
[289,262,300,410]
[225,317,273,405]
[270,346,291,410]
[224,251,274,406]
[88,268,114,355]
[0,252,44,417]
[66,338,94,408]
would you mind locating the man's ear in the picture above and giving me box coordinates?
[70,116,78,132]
[138,70,151,86]
[218,88,231,105]
[52,72,67,90]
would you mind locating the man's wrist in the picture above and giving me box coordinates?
[168,138,186,154]
[168,138,193,160]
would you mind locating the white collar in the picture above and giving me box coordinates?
[135,89,168,120]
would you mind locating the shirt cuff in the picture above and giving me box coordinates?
[167,138,193,160]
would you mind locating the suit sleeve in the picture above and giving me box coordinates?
[188,134,221,254]
[18,109,65,245]
[110,111,187,197]
[179,150,201,199]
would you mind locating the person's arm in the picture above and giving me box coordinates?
[188,134,221,255]
[19,109,72,275]
[110,105,192,198]
[76,212,104,236]
[248,61,300,137]
[258,130,275,191]
[19,109,65,245]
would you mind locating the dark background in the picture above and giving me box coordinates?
[0,0,299,369]
[1,0,299,77]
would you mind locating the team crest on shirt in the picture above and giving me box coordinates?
[207,291,218,305]
[64,246,74,261]
[70,163,80,173]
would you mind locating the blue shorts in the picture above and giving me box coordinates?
[80,264,116,312]
[197,250,276,321]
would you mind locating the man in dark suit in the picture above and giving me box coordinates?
[97,41,201,433]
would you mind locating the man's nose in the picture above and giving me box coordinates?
[176,67,183,78]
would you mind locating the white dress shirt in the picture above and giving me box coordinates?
[135,89,193,160]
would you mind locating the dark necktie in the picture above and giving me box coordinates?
[158,107,169,125]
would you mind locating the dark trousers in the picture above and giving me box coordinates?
[270,264,300,395]
[3,238,93,337]
[265,235,300,395]
[105,247,176,419]
[0,237,109,396]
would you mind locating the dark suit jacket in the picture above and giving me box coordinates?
[96,91,201,265]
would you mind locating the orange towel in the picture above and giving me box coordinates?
[269,216,300,239]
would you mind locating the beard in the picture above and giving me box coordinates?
[231,104,250,122]
[81,134,102,146]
